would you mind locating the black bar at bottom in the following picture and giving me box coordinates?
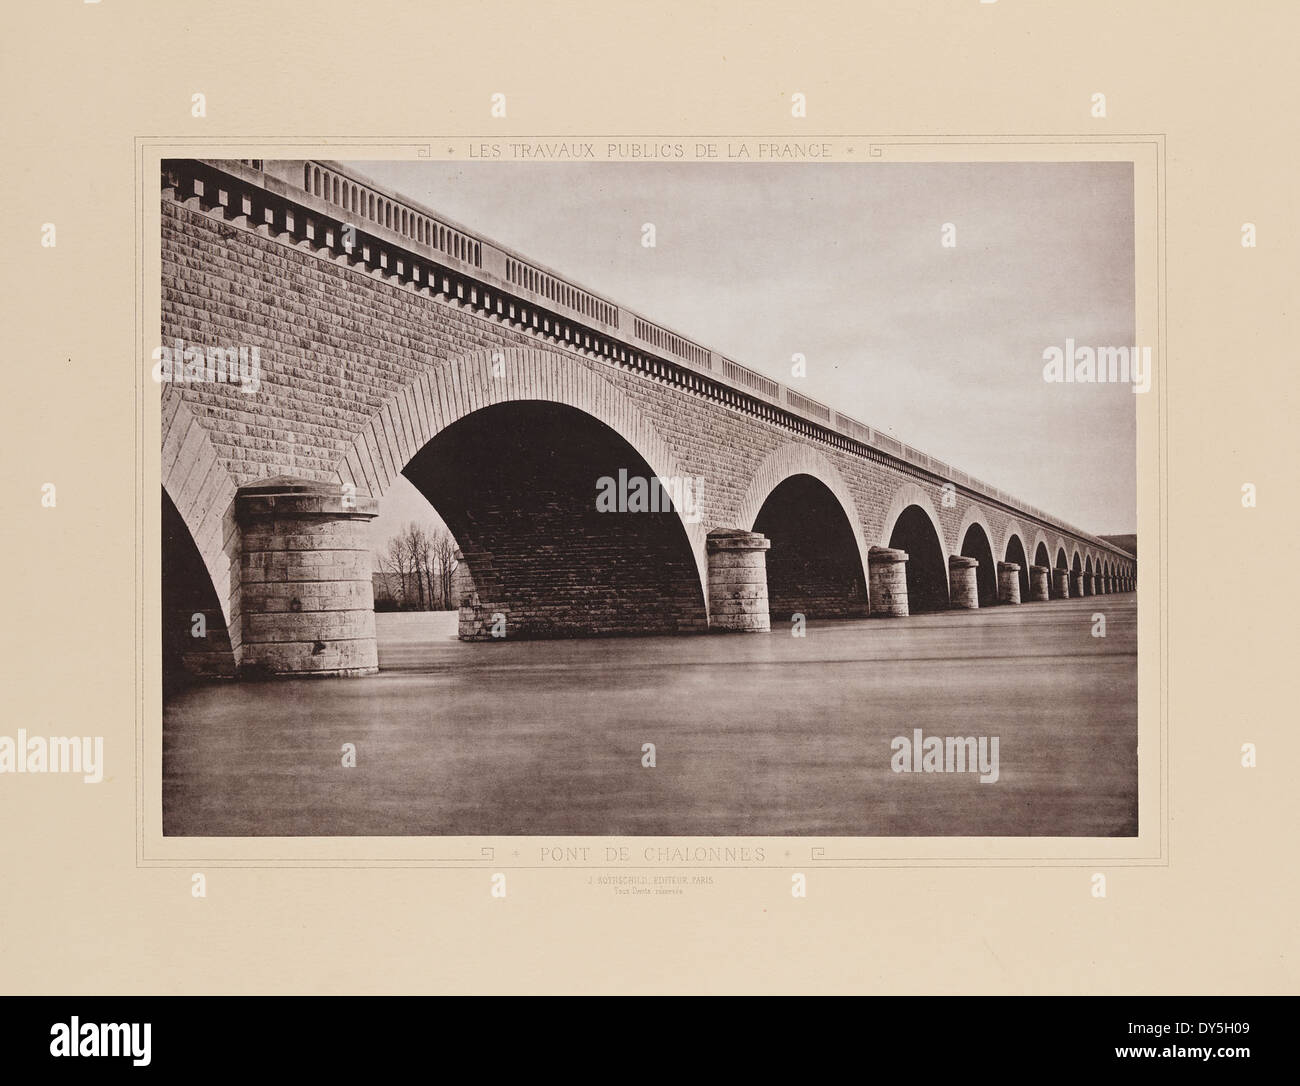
[0,995,1286,1072]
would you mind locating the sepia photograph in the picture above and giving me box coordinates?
[159,155,1140,838]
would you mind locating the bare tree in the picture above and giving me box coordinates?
[379,522,456,610]
[431,528,456,609]
[407,523,431,609]
[378,532,412,608]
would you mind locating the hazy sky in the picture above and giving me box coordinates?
[359,160,1136,555]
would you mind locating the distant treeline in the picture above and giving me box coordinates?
[374,523,457,611]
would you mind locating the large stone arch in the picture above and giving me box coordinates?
[1031,530,1052,570]
[160,389,240,631]
[1000,518,1032,600]
[735,443,871,578]
[337,346,710,604]
[1001,518,1027,564]
[957,505,996,559]
[956,504,998,606]
[160,389,241,679]
[880,481,952,602]
[735,443,871,619]
[879,482,949,555]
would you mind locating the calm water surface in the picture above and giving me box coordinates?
[163,597,1138,837]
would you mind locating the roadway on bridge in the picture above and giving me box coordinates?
[162,596,1138,838]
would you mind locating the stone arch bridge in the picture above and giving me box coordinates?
[159,159,1136,679]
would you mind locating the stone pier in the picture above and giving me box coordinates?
[868,546,909,617]
[707,529,771,632]
[997,561,1021,605]
[1053,568,1071,599]
[948,555,980,610]
[1029,564,1051,602]
[235,477,379,677]
[450,548,485,641]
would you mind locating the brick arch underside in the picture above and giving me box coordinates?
[344,348,710,638]
[1002,527,1031,600]
[735,445,871,620]
[957,507,999,607]
[879,484,951,614]
[160,391,241,677]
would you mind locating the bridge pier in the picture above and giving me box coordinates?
[1052,569,1070,599]
[1083,573,1094,596]
[948,555,980,609]
[1029,564,1051,602]
[450,548,484,640]
[706,529,771,632]
[997,561,1021,605]
[1070,570,1085,598]
[235,478,379,678]
[868,546,909,617]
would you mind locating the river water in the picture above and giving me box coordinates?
[163,597,1138,837]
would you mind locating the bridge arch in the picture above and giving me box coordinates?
[159,391,243,682]
[1002,528,1031,601]
[1000,518,1026,564]
[737,444,870,620]
[1052,544,1070,598]
[881,482,950,613]
[340,347,710,637]
[957,506,998,606]
[1033,538,1051,569]
[160,391,240,630]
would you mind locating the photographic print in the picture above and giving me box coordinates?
[159,154,1140,838]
